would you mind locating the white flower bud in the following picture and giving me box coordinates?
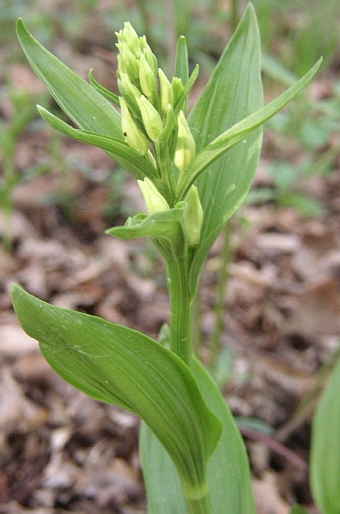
[174,111,196,173]
[120,97,148,156]
[137,95,163,142]
[137,177,169,214]
[183,185,203,247]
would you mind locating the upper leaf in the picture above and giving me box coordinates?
[186,4,321,296]
[11,284,222,496]
[16,19,122,137]
[187,4,263,295]
[37,106,157,181]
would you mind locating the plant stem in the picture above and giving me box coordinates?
[166,257,193,366]
[185,492,212,514]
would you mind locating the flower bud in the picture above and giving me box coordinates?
[171,77,184,105]
[116,22,141,58]
[139,54,156,99]
[158,68,174,112]
[137,95,163,142]
[183,185,203,247]
[137,177,169,214]
[120,97,148,156]
[140,37,158,74]
[118,71,141,113]
[116,44,140,83]
[174,111,196,173]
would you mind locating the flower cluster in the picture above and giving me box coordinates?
[116,22,202,247]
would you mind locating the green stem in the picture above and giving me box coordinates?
[166,257,193,366]
[185,492,212,514]
[165,255,213,513]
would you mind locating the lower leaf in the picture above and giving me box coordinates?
[310,356,340,514]
[11,284,222,499]
[140,357,255,514]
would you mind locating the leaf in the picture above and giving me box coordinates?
[174,35,189,84]
[310,356,340,514]
[185,4,321,297]
[181,57,321,199]
[140,357,255,514]
[186,4,263,296]
[16,19,122,138]
[11,284,222,498]
[37,106,156,181]
[88,69,121,107]
[106,205,187,261]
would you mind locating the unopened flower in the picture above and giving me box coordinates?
[116,22,141,59]
[120,97,148,156]
[174,111,196,173]
[137,177,169,214]
[118,71,142,112]
[137,95,163,142]
[171,77,184,105]
[158,68,174,112]
[139,54,156,99]
[183,185,203,247]
[116,44,140,83]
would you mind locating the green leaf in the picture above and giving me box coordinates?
[310,356,340,514]
[185,4,321,297]
[186,4,263,296]
[174,35,189,84]
[140,357,255,514]
[106,205,187,261]
[16,19,122,138]
[181,57,321,199]
[37,106,156,181]
[11,284,222,499]
[88,69,121,107]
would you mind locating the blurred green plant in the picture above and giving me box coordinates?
[246,161,327,217]
[0,85,43,249]
[253,0,339,75]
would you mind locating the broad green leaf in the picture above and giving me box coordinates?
[140,357,255,514]
[16,19,122,138]
[186,4,263,296]
[37,106,156,181]
[11,284,222,498]
[310,356,340,514]
[185,4,321,297]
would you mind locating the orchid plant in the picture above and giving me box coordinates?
[11,5,321,513]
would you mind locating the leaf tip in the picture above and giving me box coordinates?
[16,17,25,36]
[10,281,21,299]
